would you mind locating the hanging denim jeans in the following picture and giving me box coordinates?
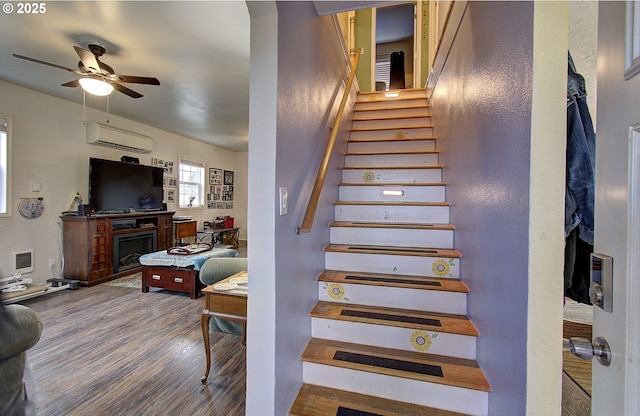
[565,51,595,246]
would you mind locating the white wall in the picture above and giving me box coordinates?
[0,80,247,285]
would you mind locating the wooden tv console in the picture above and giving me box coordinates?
[61,211,175,286]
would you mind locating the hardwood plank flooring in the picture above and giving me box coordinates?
[20,284,245,416]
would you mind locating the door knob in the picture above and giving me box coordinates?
[563,336,612,366]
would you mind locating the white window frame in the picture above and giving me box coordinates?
[0,116,12,217]
[178,156,204,209]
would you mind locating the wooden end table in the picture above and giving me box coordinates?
[200,271,248,384]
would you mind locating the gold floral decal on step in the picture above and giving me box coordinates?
[324,282,349,301]
[431,258,456,277]
[362,171,376,183]
[410,330,438,352]
[395,131,406,140]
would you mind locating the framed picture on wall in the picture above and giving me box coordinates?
[209,168,223,185]
[223,170,234,185]
[167,190,175,203]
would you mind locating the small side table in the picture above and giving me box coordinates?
[200,271,248,384]
[174,220,197,245]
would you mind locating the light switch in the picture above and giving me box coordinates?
[279,187,288,215]
[32,182,41,192]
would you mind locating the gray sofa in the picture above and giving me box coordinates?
[0,304,42,415]
[198,257,247,337]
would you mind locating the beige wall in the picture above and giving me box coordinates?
[0,80,247,285]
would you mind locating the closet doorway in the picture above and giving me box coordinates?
[374,2,420,91]
[562,2,598,414]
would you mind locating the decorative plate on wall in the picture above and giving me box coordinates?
[18,198,44,219]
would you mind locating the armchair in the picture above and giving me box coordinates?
[0,304,42,415]
[198,257,247,336]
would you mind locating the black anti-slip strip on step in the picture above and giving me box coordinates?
[336,407,381,416]
[347,246,438,254]
[333,351,444,378]
[340,309,442,327]
[345,274,442,287]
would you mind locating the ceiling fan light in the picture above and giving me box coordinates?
[79,78,114,96]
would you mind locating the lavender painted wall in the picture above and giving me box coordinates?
[430,2,534,414]
[247,2,356,414]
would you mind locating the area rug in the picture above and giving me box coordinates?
[103,272,142,289]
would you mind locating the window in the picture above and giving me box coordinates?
[178,157,204,208]
[0,117,11,217]
[375,57,391,91]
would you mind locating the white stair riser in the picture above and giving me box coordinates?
[339,185,445,203]
[342,168,442,184]
[353,118,430,130]
[330,226,454,249]
[345,153,438,168]
[325,252,459,279]
[312,319,476,360]
[318,282,466,314]
[350,127,433,141]
[347,140,435,154]
[335,204,450,224]
[302,363,488,416]
[355,100,427,112]
[353,107,429,120]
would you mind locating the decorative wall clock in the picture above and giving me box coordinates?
[18,198,44,219]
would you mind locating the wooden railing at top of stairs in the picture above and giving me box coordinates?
[297,47,363,234]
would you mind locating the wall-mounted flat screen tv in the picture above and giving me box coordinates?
[89,157,164,214]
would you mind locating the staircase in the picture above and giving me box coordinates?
[290,89,491,416]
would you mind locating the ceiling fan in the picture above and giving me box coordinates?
[12,44,160,98]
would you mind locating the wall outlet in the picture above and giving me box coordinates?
[48,258,56,268]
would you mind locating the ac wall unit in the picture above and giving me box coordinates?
[86,121,153,153]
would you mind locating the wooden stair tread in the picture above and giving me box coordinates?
[329,221,454,230]
[324,244,460,259]
[302,338,491,392]
[354,110,429,118]
[289,384,467,416]
[341,165,443,170]
[348,137,435,143]
[346,150,439,156]
[319,270,467,293]
[339,182,445,187]
[353,114,430,121]
[351,125,434,133]
[334,201,450,207]
[311,301,478,336]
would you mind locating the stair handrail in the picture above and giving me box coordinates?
[297,47,363,234]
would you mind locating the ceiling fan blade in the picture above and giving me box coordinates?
[12,53,82,74]
[61,79,81,88]
[115,75,160,85]
[109,81,143,98]
[73,46,101,73]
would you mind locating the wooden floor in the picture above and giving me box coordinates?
[21,283,245,416]
[562,319,592,415]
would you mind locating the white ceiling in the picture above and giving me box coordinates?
[0,1,250,151]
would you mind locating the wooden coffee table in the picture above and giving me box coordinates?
[200,271,247,384]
